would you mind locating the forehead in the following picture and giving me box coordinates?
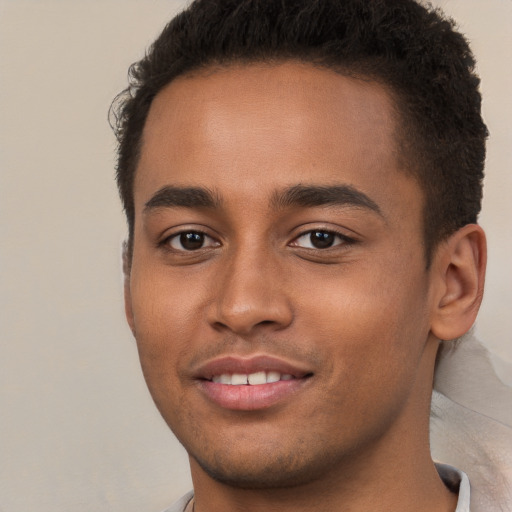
[136,61,420,219]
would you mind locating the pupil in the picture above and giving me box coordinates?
[180,232,204,250]
[311,231,334,249]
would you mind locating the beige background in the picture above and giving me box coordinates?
[0,1,510,510]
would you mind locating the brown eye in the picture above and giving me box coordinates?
[168,231,217,251]
[309,231,336,248]
[292,230,346,249]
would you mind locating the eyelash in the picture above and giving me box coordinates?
[160,230,219,252]
[290,229,355,250]
[160,228,356,253]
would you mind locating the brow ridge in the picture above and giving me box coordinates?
[271,184,382,215]
[144,186,220,212]
[143,183,382,217]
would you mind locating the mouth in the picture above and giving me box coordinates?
[210,371,296,385]
[195,355,313,411]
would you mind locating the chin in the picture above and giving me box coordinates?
[189,445,338,490]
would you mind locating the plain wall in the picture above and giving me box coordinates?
[0,1,510,510]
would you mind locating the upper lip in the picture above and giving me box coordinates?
[194,354,313,380]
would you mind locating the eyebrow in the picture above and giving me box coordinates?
[143,183,382,217]
[271,184,382,216]
[144,186,221,213]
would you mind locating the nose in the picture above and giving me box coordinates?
[207,247,293,336]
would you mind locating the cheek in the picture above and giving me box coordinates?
[130,262,203,337]
[128,267,190,386]
[297,257,431,375]
[297,266,430,433]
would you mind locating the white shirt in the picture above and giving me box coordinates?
[436,463,471,512]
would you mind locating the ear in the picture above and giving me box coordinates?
[122,240,136,336]
[430,224,486,341]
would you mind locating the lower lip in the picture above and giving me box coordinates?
[199,379,308,411]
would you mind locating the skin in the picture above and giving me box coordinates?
[125,61,485,512]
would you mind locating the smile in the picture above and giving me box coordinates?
[210,371,295,385]
[196,355,312,410]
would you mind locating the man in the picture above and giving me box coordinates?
[111,1,504,510]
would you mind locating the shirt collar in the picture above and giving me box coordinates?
[436,463,471,512]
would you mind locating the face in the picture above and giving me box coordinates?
[127,62,439,488]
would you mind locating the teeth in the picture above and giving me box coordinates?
[266,371,281,383]
[219,374,232,384]
[248,371,267,385]
[231,373,248,385]
[211,371,296,385]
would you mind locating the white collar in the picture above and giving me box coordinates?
[436,463,471,512]
[431,331,512,511]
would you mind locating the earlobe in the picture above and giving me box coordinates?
[430,224,486,341]
[122,241,136,336]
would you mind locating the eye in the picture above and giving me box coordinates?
[291,230,350,249]
[166,231,219,251]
